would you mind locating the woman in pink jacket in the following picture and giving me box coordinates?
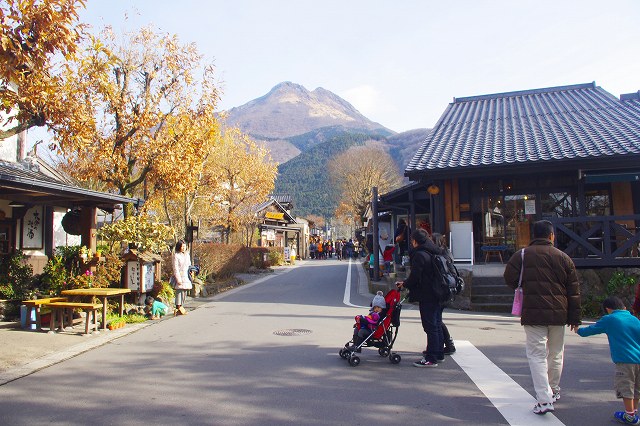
[172,240,192,315]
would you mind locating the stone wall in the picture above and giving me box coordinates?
[577,267,640,317]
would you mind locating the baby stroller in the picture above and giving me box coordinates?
[339,288,404,367]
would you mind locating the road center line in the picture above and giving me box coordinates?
[343,258,359,307]
[453,340,565,426]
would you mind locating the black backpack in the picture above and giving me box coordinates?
[431,253,465,304]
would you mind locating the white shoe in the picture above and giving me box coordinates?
[533,403,554,415]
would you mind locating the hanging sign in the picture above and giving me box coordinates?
[265,212,285,220]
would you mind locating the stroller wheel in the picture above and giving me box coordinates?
[348,355,361,367]
[339,348,350,359]
[390,353,401,364]
[378,348,390,358]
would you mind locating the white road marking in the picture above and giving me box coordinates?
[453,340,565,425]
[343,258,367,308]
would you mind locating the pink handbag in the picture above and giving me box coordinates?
[511,249,525,316]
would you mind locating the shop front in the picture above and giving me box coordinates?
[401,82,640,267]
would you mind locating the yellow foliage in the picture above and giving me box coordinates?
[0,0,87,138]
[329,146,403,222]
[51,25,221,214]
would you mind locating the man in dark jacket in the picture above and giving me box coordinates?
[504,220,581,416]
[397,228,447,367]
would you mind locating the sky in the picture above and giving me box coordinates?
[72,0,640,133]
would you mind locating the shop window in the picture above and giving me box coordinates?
[541,192,574,218]
[503,194,536,251]
[482,196,505,240]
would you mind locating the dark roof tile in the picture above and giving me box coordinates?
[406,83,640,175]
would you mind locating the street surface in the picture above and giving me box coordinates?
[0,259,614,425]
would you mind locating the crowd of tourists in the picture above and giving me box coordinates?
[308,237,362,260]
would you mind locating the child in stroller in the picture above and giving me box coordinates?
[349,291,386,351]
[339,289,403,367]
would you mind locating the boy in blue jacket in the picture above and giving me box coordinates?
[575,297,640,425]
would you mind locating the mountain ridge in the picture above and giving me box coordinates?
[225,81,393,141]
[223,82,430,217]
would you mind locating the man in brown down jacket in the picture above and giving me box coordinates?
[504,220,581,416]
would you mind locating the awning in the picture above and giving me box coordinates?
[258,224,301,234]
[584,171,640,184]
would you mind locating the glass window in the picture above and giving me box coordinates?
[504,194,536,251]
[585,189,610,216]
[541,193,574,218]
[482,196,504,239]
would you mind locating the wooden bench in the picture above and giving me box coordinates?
[480,245,508,263]
[22,297,68,331]
[45,302,103,335]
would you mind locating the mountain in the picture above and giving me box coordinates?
[387,128,432,172]
[274,130,389,218]
[223,82,431,217]
[225,82,393,141]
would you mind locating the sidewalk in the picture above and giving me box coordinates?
[0,265,294,385]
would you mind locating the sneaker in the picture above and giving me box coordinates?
[444,347,456,355]
[614,411,640,425]
[413,358,438,368]
[437,357,445,363]
[533,403,554,415]
[552,391,560,403]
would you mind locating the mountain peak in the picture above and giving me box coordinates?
[225,82,391,139]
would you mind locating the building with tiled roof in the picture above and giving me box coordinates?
[382,82,640,267]
[0,131,140,273]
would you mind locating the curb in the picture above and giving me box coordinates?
[0,263,302,386]
[0,321,150,386]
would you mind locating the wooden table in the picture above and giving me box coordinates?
[61,288,131,330]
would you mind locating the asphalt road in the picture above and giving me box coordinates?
[0,259,616,425]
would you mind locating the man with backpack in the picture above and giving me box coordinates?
[396,228,449,367]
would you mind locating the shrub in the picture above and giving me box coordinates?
[97,215,174,253]
[581,269,639,318]
[40,255,68,295]
[151,280,174,307]
[191,243,252,279]
[0,251,34,300]
[268,249,284,266]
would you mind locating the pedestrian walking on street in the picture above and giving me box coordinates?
[396,228,447,368]
[504,220,581,416]
[172,240,192,315]
[575,297,640,425]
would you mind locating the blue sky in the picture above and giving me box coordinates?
[76,0,639,133]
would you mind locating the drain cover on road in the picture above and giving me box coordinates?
[273,329,312,336]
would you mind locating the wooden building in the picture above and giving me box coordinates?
[0,149,140,273]
[387,82,640,267]
[254,195,303,258]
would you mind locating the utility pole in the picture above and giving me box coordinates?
[372,187,380,281]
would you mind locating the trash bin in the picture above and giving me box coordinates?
[20,305,37,330]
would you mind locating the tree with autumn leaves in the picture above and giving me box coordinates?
[50,26,221,219]
[53,25,277,240]
[204,128,277,244]
[0,0,86,139]
[145,126,277,246]
[1,4,278,244]
[330,145,403,225]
